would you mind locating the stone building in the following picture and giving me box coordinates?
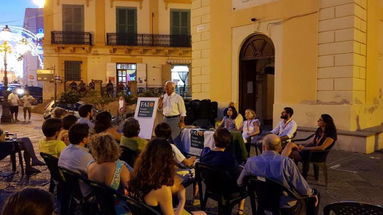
[43,0,192,99]
[191,0,383,153]
[23,8,44,87]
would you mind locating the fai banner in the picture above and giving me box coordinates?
[232,0,278,10]
[189,129,205,156]
[138,101,155,117]
[134,97,159,139]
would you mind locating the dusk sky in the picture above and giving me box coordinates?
[0,0,39,27]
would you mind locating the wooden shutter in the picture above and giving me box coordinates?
[116,7,137,34]
[170,9,190,35]
[65,61,82,81]
[62,5,84,32]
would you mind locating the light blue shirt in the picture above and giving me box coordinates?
[237,151,313,208]
[58,144,94,196]
[77,117,94,130]
[271,119,297,139]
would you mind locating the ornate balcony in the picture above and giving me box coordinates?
[51,31,93,45]
[106,33,191,47]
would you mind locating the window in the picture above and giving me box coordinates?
[171,65,190,97]
[64,61,82,81]
[62,5,84,32]
[116,63,136,84]
[116,7,137,45]
[170,9,190,36]
[116,7,137,34]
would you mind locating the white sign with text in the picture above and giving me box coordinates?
[134,97,159,139]
[232,0,278,10]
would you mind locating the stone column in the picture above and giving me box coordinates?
[191,0,211,99]
[317,0,367,105]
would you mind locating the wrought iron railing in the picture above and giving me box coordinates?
[106,33,191,47]
[51,31,93,45]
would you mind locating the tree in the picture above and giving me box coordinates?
[59,90,80,104]
[81,90,116,110]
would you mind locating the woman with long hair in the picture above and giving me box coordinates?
[94,111,122,141]
[219,106,240,131]
[282,114,337,177]
[129,138,205,215]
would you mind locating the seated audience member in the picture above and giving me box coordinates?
[282,114,337,178]
[222,102,235,117]
[129,138,205,215]
[219,106,240,131]
[58,123,94,195]
[58,114,78,145]
[94,111,122,141]
[0,128,45,175]
[200,127,245,214]
[238,134,319,215]
[120,117,147,152]
[271,107,297,142]
[38,118,66,158]
[52,107,68,119]
[241,109,261,153]
[88,133,130,192]
[155,122,196,168]
[223,102,244,130]
[1,188,54,215]
[77,104,94,130]
[88,133,131,215]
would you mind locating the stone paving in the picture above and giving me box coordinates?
[0,113,383,214]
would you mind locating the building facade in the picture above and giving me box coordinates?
[43,0,192,99]
[192,0,383,153]
[23,8,44,87]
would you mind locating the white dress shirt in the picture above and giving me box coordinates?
[271,119,297,138]
[8,93,19,106]
[162,92,187,117]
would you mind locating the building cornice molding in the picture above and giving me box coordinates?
[110,0,144,9]
[47,44,191,57]
[164,0,192,9]
[57,0,91,7]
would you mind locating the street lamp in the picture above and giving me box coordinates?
[33,0,45,8]
[0,25,12,88]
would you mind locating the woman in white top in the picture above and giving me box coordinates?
[241,109,260,154]
[21,91,35,122]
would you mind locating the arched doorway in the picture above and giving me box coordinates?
[239,34,275,129]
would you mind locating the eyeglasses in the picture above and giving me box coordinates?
[317,119,323,122]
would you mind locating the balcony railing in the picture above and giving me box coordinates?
[51,31,93,45]
[106,33,191,47]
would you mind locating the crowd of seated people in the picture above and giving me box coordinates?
[1,101,339,215]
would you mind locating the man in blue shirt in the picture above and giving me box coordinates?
[237,134,319,214]
[77,104,94,131]
[58,123,94,196]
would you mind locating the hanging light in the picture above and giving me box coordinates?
[32,0,45,8]
[15,38,31,55]
[0,25,12,41]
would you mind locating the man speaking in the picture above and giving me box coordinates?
[158,81,186,140]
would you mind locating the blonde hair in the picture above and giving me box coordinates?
[89,133,121,163]
[245,109,256,119]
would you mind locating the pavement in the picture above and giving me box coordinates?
[0,113,382,214]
